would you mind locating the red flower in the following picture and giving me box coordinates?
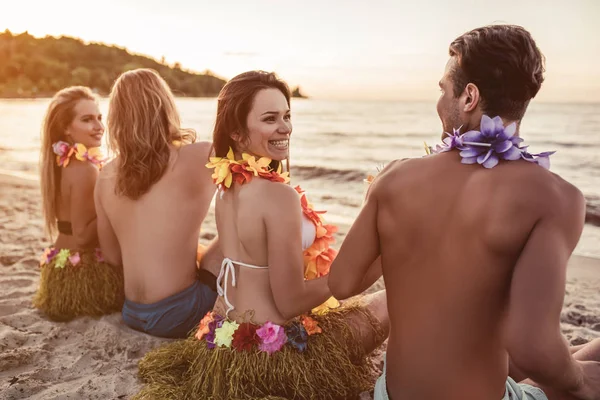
[231,164,253,185]
[232,322,259,351]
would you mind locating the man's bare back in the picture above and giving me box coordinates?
[372,152,580,398]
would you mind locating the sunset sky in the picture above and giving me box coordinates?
[2,0,598,102]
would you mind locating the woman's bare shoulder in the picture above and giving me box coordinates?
[61,159,99,185]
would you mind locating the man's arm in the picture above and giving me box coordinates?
[505,185,586,392]
[328,171,386,299]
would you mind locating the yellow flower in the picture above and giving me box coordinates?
[278,171,291,184]
[54,249,70,269]
[74,143,88,161]
[214,320,239,347]
[424,141,432,155]
[86,147,104,161]
[242,153,272,176]
[312,296,340,314]
[205,148,239,188]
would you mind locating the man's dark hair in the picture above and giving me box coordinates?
[449,25,545,120]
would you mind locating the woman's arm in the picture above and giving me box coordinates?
[265,184,332,319]
[94,166,122,266]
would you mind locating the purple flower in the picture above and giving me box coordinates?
[434,128,464,153]
[521,151,556,170]
[205,315,224,349]
[431,115,554,170]
[46,248,59,263]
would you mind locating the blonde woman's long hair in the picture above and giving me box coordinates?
[40,86,97,239]
[107,68,195,199]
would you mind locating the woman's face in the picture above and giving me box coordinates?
[239,88,291,161]
[65,99,104,148]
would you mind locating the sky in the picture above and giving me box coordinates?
[1,0,599,102]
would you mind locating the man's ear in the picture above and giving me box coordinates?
[463,83,480,112]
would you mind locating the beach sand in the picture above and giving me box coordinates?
[1,172,599,399]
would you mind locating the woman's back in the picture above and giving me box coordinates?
[96,142,215,304]
[214,178,312,324]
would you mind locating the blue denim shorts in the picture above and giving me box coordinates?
[122,280,217,338]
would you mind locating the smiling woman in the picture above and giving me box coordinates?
[33,86,124,321]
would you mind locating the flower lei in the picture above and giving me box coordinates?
[52,141,105,169]
[195,311,322,354]
[39,247,104,269]
[426,115,555,169]
[206,148,290,194]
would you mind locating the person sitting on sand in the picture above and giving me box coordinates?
[329,24,600,400]
[34,86,124,321]
[134,71,389,400]
[94,69,218,339]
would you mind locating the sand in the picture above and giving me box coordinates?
[1,172,599,400]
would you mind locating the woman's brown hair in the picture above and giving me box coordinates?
[213,71,290,161]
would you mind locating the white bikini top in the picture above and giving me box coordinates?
[217,215,316,317]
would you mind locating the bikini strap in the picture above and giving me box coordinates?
[217,257,267,318]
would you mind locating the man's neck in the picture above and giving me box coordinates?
[465,115,522,137]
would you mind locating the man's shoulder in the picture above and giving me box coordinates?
[506,165,584,217]
[369,157,419,195]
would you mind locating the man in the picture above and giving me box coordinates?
[329,25,600,400]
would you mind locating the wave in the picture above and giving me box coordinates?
[292,165,367,182]
[292,165,600,226]
[586,196,600,227]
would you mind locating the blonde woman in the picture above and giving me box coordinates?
[34,86,124,321]
[95,69,218,338]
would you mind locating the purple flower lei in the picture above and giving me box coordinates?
[431,115,555,169]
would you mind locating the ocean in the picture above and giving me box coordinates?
[1,98,599,257]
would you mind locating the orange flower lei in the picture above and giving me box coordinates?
[206,148,340,312]
[205,148,290,191]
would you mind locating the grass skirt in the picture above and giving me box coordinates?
[134,302,385,400]
[33,248,124,321]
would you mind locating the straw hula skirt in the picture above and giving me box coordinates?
[33,247,124,321]
[134,301,386,400]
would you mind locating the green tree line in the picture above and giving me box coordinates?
[0,30,226,97]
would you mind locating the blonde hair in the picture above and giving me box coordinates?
[107,68,195,199]
[40,86,97,239]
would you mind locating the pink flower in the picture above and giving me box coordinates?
[256,321,287,354]
[68,252,81,266]
[52,141,70,156]
[95,248,104,262]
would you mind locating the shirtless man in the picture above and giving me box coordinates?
[95,69,218,338]
[329,25,600,400]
